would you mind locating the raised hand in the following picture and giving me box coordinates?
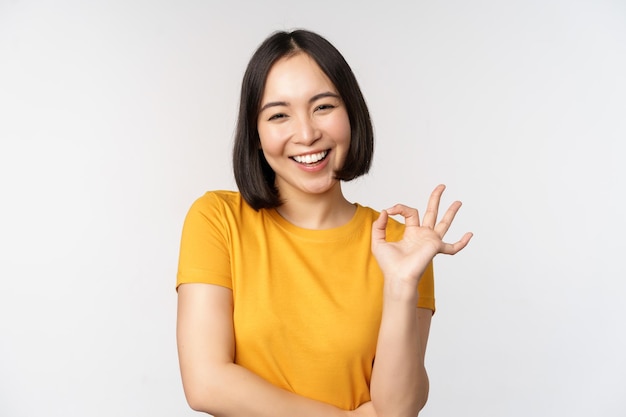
[371,184,472,291]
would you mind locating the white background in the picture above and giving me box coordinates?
[1,1,625,416]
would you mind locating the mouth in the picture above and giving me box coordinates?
[290,150,330,166]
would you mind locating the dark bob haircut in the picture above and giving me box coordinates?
[233,29,374,210]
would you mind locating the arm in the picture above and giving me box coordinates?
[371,302,432,417]
[370,185,472,417]
[177,283,375,417]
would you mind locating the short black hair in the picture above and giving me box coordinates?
[233,29,374,210]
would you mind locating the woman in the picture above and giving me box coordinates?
[176,29,472,417]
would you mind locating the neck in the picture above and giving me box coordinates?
[275,185,356,230]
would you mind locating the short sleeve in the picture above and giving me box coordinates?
[417,261,435,313]
[176,193,233,290]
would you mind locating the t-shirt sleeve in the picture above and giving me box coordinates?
[176,193,233,290]
[417,261,435,313]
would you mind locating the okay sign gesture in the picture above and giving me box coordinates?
[371,184,473,292]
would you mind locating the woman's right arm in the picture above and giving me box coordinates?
[177,283,374,417]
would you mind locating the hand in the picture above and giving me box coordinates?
[371,184,473,290]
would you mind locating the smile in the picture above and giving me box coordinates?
[290,150,329,165]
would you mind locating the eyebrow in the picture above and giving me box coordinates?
[259,91,341,113]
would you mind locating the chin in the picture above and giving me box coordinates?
[304,180,341,195]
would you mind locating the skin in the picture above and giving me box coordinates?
[370,185,472,417]
[177,52,473,417]
[256,52,354,230]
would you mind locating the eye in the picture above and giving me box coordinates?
[268,113,288,121]
[315,104,335,112]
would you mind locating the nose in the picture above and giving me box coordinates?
[294,116,321,146]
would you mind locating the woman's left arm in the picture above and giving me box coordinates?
[370,185,472,417]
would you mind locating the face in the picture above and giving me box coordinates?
[257,53,351,201]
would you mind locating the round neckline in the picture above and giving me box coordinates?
[265,203,365,242]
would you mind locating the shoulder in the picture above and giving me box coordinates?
[190,190,241,210]
[187,190,250,217]
[185,190,263,228]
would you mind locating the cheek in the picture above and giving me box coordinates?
[257,125,274,150]
[258,125,285,158]
[333,114,351,147]
[318,111,351,144]
[341,122,351,145]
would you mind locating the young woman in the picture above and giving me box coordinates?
[176,29,472,417]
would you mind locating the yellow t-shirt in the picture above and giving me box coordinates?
[177,191,435,410]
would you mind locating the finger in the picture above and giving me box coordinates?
[434,200,463,237]
[439,232,473,255]
[371,209,389,245]
[422,184,446,228]
[384,204,421,227]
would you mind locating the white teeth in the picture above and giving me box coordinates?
[293,151,328,164]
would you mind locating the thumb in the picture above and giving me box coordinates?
[372,209,389,246]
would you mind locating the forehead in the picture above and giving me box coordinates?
[262,53,337,100]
